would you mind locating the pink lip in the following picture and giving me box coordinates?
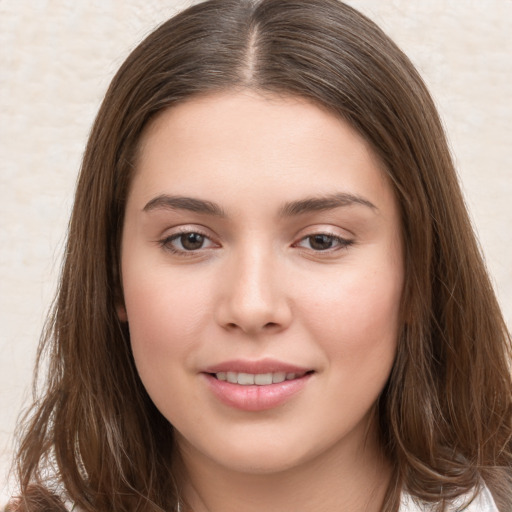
[202,359,314,412]
[203,358,310,375]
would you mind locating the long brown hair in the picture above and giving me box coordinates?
[9,1,512,511]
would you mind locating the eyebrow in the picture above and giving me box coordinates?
[143,195,227,217]
[279,193,377,216]
[142,192,377,217]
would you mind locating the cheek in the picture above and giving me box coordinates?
[122,267,217,422]
[299,262,403,361]
[122,265,213,369]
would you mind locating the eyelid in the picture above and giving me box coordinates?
[156,224,354,256]
[295,235,353,251]
[158,225,220,255]
[292,226,355,253]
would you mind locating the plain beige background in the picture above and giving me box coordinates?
[1,0,511,502]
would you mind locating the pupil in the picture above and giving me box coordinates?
[182,233,204,250]
[310,234,333,250]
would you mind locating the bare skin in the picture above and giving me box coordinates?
[120,91,403,512]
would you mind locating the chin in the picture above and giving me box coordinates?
[216,449,310,475]
[177,428,328,476]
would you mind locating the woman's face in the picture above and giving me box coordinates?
[120,91,403,475]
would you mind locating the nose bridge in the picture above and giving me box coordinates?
[217,239,290,333]
[236,244,274,307]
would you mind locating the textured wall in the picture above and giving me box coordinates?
[1,0,511,501]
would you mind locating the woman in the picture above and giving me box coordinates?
[8,0,512,510]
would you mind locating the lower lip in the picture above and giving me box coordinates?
[203,373,313,412]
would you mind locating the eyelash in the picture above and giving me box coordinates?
[294,233,354,252]
[158,230,354,256]
[158,229,215,256]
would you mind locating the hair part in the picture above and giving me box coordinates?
[10,1,512,511]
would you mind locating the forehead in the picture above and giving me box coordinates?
[139,91,378,161]
[130,90,395,217]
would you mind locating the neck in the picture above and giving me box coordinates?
[177,426,393,512]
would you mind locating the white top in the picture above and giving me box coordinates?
[65,484,499,512]
[400,484,499,511]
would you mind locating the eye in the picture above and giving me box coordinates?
[296,233,353,251]
[160,231,217,254]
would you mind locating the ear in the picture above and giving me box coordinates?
[116,303,128,323]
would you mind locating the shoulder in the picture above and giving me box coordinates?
[399,483,499,512]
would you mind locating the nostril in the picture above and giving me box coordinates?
[223,321,280,332]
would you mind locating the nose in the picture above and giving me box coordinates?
[215,247,292,335]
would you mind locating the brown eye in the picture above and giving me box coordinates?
[161,231,216,254]
[308,234,335,251]
[296,233,353,252]
[180,232,205,250]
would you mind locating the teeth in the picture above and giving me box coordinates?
[215,371,301,385]
[238,372,255,385]
[272,372,286,383]
[254,373,272,385]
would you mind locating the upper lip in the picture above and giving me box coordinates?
[203,358,312,375]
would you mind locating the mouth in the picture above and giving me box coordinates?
[202,361,315,411]
[209,370,313,386]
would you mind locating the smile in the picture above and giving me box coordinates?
[203,361,314,411]
[214,371,307,385]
